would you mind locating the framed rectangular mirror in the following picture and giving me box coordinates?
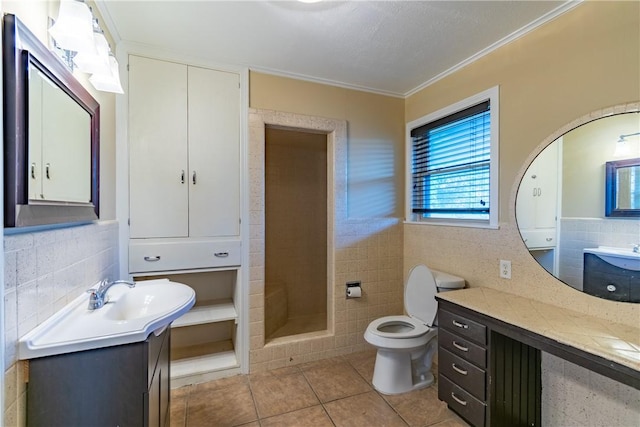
[3,14,100,228]
[605,157,640,217]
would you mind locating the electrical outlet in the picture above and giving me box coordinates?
[500,260,511,279]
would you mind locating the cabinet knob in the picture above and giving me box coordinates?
[451,392,468,406]
[181,170,185,184]
[451,363,468,376]
[606,284,617,292]
[452,341,469,352]
[31,163,36,179]
[452,319,469,329]
[144,256,161,262]
[45,163,51,180]
[214,252,229,258]
[192,170,197,185]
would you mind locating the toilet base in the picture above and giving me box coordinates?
[370,345,435,395]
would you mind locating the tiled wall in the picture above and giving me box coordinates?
[249,109,403,372]
[541,352,640,426]
[3,221,119,426]
[558,218,640,290]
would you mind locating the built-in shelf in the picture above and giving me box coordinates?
[172,299,237,328]
[171,340,239,384]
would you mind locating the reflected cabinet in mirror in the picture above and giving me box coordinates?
[3,14,99,228]
[516,110,640,303]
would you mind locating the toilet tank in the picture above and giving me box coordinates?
[432,270,465,292]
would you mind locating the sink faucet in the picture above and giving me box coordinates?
[87,279,135,310]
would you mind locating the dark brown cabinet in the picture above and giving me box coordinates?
[27,327,170,427]
[437,304,541,427]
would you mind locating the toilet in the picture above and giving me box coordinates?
[364,264,464,395]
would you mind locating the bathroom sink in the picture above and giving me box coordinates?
[583,246,640,271]
[19,279,195,359]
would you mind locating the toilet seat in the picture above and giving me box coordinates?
[367,315,430,339]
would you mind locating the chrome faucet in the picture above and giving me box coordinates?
[87,279,135,310]
[633,244,640,254]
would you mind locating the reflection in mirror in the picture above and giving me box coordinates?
[3,14,100,228]
[516,111,640,303]
[28,68,92,203]
[605,158,640,217]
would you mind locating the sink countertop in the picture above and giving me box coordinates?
[436,287,640,372]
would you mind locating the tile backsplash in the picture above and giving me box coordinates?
[4,220,119,427]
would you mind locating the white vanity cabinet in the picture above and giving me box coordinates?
[516,141,559,249]
[128,54,240,239]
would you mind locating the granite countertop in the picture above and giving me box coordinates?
[436,287,640,372]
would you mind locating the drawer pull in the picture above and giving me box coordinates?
[452,320,469,329]
[143,256,161,262]
[607,284,616,292]
[452,363,468,376]
[451,392,468,406]
[452,341,469,352]
[214,252,229,257]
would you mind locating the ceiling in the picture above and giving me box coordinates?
[97,0,575,97]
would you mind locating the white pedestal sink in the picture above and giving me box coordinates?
[19,279,195,359]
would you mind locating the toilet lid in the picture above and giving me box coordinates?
[405,264,438,327]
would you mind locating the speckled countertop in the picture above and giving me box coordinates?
[436,287,640,372]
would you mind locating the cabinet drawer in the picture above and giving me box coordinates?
[439,348,486,400]
[439,328,486,368]
[520,229,556,249]
[130,239,241,273]
[439,374,486,427]
[439,309,486,345]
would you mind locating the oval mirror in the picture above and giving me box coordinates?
[516,111,640,303]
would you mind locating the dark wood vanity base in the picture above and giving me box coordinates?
[26,327,170,427]
[437,298,640,426]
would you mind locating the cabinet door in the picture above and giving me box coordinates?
[187,66,240,237]
[41,72,92,203]
[129,55,189,238]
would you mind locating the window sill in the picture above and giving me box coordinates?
[403,219,500,230]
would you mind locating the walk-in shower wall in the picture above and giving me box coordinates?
[265,128,328,339]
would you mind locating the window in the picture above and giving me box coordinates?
[406,87,499,228]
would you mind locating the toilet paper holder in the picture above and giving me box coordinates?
[346,281,362,299]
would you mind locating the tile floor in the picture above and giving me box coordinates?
[170,350,470,427]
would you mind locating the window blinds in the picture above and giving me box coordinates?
[411,101,491,218]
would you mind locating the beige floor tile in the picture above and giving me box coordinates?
[303,360,372,402]
[193,374,248,393]
[346,351,376,385]
[261,405,334,427]
[169,395,187,427]
[324,391,409,427]
[431,416,471,427]
[186,382,257,427]
[250,371,320,418]
[382,385,454,427]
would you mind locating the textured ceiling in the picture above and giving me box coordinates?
[97,0,573,97]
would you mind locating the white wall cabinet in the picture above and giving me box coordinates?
[128,55,240,239]
[28,68,91,203]
[125,53,246,383]
[516,141,559,248]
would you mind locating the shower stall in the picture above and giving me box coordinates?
[264,127,328,341]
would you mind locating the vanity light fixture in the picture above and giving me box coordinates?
[89,54,124,94]
[49,0,123,94]
[614,132,640,157]
[48,0,95,54]
[73,27,111,76]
